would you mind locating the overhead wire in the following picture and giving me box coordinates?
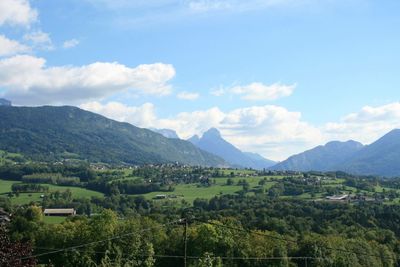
[19,218,184,261]
[19,215,397,264]
[193,218,396,261]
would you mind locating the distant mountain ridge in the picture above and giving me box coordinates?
[271,129,400,177]
[0,106,226,166]
[3,105,400,176]
[271,140,364,172]
[339,129,400,177]
[189,128,276,170]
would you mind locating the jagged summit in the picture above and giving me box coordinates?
[188,128,276,170]
[202,128,221,138]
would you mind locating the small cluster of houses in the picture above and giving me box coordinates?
[325,194,379,203]
[0,207,77,225]
[325,194,350,201]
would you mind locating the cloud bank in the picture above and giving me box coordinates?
[79,101,400,161]
[0,55,176,105]
[325,102,400,144]
[80,101,323,160]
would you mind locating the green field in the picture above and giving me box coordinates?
[141,183,242,203]
[4,173,395,207]
[139,176,271,203]
[134,175,317,204]
[0,179,103,205]
[0,179,16,194]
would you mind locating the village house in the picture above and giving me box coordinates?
[43,208,76,216]
[325,194,349,201]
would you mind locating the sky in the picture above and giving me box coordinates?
[1,0,400,161]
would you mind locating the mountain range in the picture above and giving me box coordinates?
[188,128,276,170]
[339,129,400,177]
[272,140,364,172]
[1,104,400,176]
[0,106,226,166]
[271,130,400,177]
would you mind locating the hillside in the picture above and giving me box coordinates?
[189,128,275,169]
[339,129,400,177]
[0,106,226,166]
[271,140,364,172]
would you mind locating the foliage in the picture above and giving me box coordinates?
[0,226,36,267]
[12,183,49,193]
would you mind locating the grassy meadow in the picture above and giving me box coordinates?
[0,178,103,205]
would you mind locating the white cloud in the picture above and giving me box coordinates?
[80,101,157,128]
[158,107,226,138]
[214,82,296,101]
[230,82,296,101]
[220,105,323,160]
[23,31,53,50]
[80,101,323,161]
[187,0,233,12]
[0,0,37,27]
[87,0,178,9]
[0,35,30,56]
[0,55,176,105]
[210,87,225,96]
[324,102,400,144]
[177,91,200,100]
[63,39,80,49]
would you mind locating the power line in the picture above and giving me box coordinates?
[19,218,184,261]
[57,250,324,261]
[32,248,321,261]
[23,216,396,265]
[86,252,321,261]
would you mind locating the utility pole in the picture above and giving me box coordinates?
[183,218,188,267]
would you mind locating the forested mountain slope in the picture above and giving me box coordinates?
[0,106,226,166]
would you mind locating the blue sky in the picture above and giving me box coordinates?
[1,0,400,160]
